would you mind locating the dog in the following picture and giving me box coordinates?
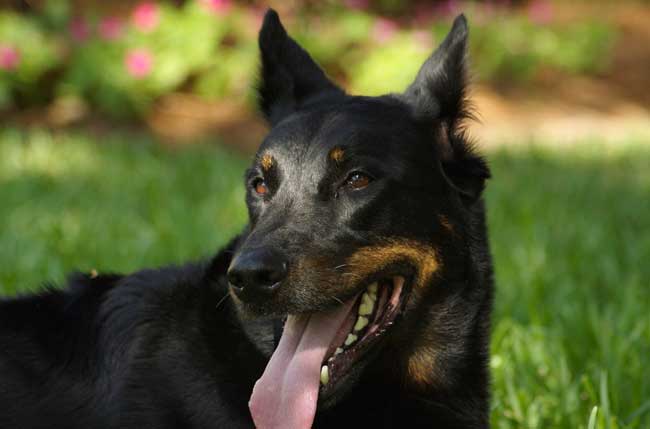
[0,9,493,429]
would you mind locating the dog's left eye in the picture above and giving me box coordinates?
[252,178,269,196]
[345,172,372,190]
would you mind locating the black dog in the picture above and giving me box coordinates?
[0,10,493,429]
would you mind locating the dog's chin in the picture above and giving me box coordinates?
[232,297,332,321]
[232,300,285,321]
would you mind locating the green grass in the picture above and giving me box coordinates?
[487,143,650,428]
[1,128,648,428]
[0,128,248,293]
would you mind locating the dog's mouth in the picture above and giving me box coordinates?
[318,276,406,396]
[248,275,409,429]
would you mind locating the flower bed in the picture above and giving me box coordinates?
[0,1,615,119]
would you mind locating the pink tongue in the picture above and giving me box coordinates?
[249,299,355,429]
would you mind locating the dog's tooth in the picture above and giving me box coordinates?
[359,299,374,316]
[354,316,369,332]
[361,292,371,304]
[335,347,343,355]
[368,282,378,295]
[362,291,375,305]
[320,365,329,386]
[362,292,375,306]
[344,333,358,346]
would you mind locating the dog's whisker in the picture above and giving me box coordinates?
[331,296,344,305]
[332,264,349,271]
[215,292,230,310]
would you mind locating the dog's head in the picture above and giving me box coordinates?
[227,9,491,423]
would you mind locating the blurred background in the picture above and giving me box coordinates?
[0,1,648,428]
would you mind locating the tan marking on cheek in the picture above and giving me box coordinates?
[329,147,345,163]
[345,240,439,289]
[438,214,454,233]
[407,347,439,387]
[260,153,274,171]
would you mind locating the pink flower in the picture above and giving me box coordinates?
[435,0,460,17]
[132,2,160,32]
[0,44,20,71]
[69,17,91,42]
[413,3,436,26]
[372,18,398,44]
[201,0,232,14]
[527,0,553,25]
[344,0,369,10]
[479,2,496,18]
[252,8,265,28]
[125,49,153,78]
[98,17,124,40]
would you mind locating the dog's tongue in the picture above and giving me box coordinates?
[249,299,355,429]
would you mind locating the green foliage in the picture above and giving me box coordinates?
[346,32,431,95]
[0,128,648,427]
[0,11,63,108]
[61,2,229,116]
[469,17,614,81]
[350,15,615,95]
[0,2,616,118]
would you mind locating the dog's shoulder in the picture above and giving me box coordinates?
[0,271,123,427]
[0,255,241,428]
[0,271,122,353]
[0,263,202,350]
[0,236,279,428]
[107,244,267,428]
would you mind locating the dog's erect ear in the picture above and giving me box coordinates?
[403,15,490,203]
[257,9,344,125]
[403,14,469,127]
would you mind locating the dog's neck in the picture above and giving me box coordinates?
[352,273,492,426]
[397,220,493,425]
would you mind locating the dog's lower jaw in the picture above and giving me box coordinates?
[314,362,490,428]
[315,284,492,428]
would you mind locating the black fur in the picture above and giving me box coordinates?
[0,10,493,428]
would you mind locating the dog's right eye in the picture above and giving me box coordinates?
[345,172,372,191]
[252,178,269,196]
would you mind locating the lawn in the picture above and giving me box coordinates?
[0,128,648,428]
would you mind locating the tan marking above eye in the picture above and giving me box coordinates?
[260,153,274,171]
[329,147,345,162]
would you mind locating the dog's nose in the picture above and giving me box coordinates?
[227,249,287,302]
